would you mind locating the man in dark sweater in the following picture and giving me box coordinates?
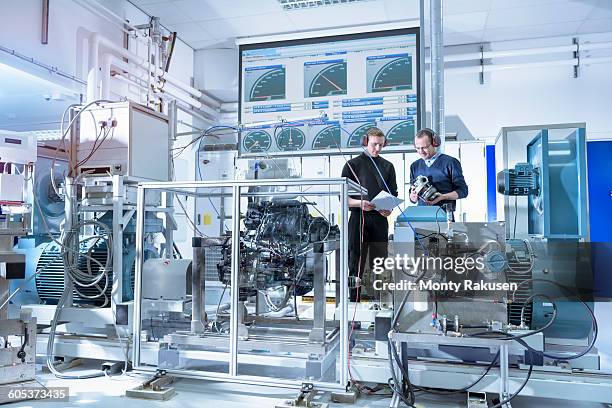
[341,127,398,302]
[409,128,468,219]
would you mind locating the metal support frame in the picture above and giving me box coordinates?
[430,0,445,150]
[308,245,328,343]
[111,174,124,309]
[191,238,205,333]
[0,310,37,391]
[479,44,485,85]
[573,37,580,78]
[388,333,514,408]
[132,178,364,391]
[41,0,49,44]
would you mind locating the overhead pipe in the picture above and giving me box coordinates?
[101,54,148,100]
[434,41,612,64]
[111,73,219,122]
[105,56,217,118]
[176,103,217,124]
[87,32,203,103]
[445,56,612,75]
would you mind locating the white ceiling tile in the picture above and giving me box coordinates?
[443,0,492,15]
[382,0,420,20]
[199,0,282,19]
[128,0,171,5]
[285,2,388,30]
[489,0,564,9]
[484,21,583,42]
[170,22,215,42]
[137,2,193,24]
[173,0,220,21]
[189,39,233,50]
[586,0,612,20]
[486,2,595,28]
[444,12,488,33]
[444,30,484,46]
[577,18,612,34]
[200,13,295,40]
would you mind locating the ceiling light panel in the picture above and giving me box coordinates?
[277,0,373,11]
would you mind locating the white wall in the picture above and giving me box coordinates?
[0,0,199,255]
[435,32,612,142]
[0,0,122,83]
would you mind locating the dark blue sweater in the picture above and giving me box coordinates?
[409,153,468,212]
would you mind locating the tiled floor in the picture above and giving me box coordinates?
[3,364,609,408]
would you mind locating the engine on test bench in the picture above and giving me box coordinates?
[217,200,338,301]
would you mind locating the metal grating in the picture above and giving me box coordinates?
[277,0,372,11]
[506,239,534,326]
[204,246,223,283]
[36,242,113,307]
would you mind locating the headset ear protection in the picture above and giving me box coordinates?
[419,128,441,148]
[362,129,389,147]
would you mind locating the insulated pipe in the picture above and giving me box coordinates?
[444,44,578,62]
[430,0,445,150]
[88,32,203,103]
[221,102,239,112]
[443,57,612,75]
[87,34,100,102]
[158,83,205,111]
[101,54,148,100]
[198,90,223,109]
[113,72,214,118]
[436,41,612,64]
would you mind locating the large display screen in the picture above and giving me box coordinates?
[238,28,421,157]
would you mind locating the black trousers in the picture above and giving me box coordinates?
[348,211,389,302]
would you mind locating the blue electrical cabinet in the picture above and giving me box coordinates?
[587,140,612,298]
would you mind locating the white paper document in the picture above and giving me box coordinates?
[370,191,404,211]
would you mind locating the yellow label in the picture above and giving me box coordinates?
[203,213,212,225]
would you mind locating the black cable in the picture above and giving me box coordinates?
[215,284,228,318]
[476,278,599,361]
[489,363,533,408]
[435,206,444,238]
[412,350,500,396]
[468,293,558,341]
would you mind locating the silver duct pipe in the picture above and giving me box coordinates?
[429,0,445,151]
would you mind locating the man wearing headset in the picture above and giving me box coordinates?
[341,127,398,302]
[409,128,468,220]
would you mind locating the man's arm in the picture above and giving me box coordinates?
[349,197,375,210]
[427,158,468,204]
[376,163,398,217]
[388,164,398,197]
[409,162,418,204]
[450,158,468,199]
[342,161,375,211]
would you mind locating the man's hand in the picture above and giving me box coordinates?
[360,200,376,211]
[409,186,418,203]
[378,209,392,217]
[426,192,446,205]
[426,191,459,205]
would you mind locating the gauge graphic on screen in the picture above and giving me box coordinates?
[305,61,347,97]
[276,127,306,151]
[346,123,376,147]
[242,130,272,153]
[384,121,415,146]
[244,66,286,102]
[311,125,341,150]
[367,54,412,93]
